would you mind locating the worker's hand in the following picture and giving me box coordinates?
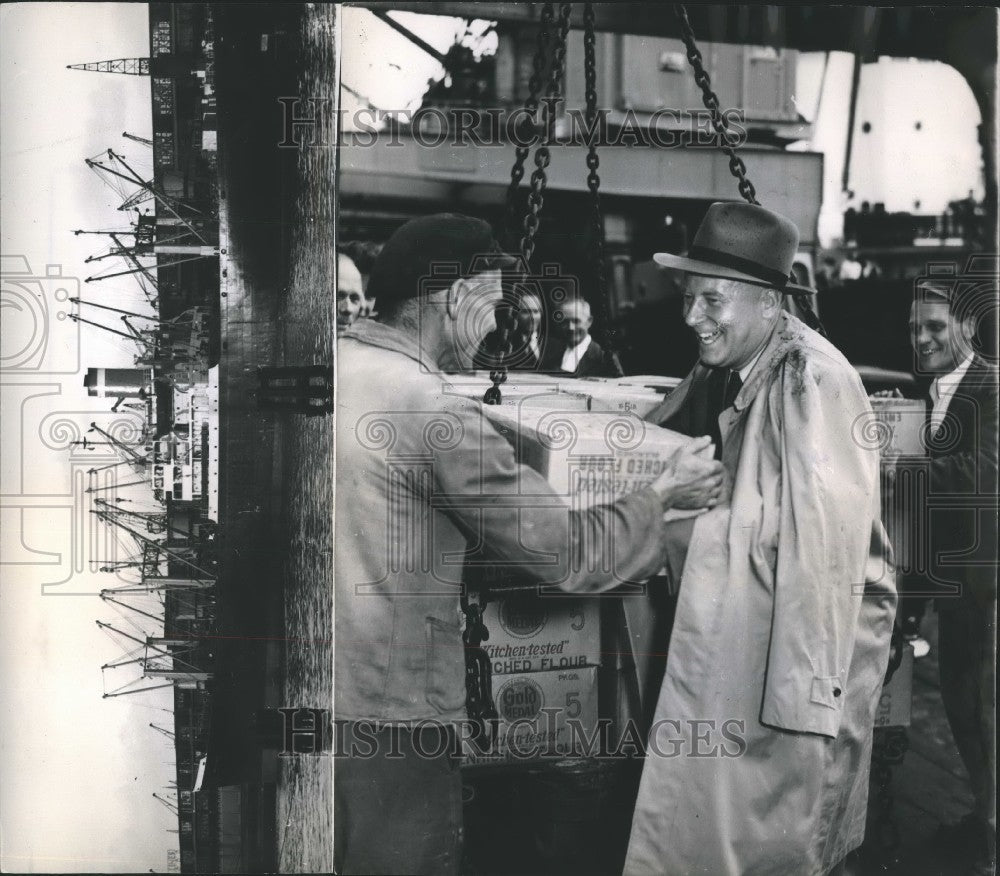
[871,388,904,399]
[652,436,725,511]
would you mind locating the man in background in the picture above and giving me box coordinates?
[903,279,997,875]
[542,297,617,377]
[336,252,366,336]
[473,289,548,371]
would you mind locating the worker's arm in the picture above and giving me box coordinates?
[432,398,722,594]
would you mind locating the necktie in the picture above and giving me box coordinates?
[724,370,743,409]
[707,370,742,460]
[928,378,942,437]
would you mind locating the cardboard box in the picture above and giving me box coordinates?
[481,405,703,523]
[462,666,599,767]
[470,370,563,385]
[478,594,601,675]
[550,375,678,418]
[447,372,678,417]
[873,644,913,728]
[609,375,683,393]
[442,377,591,410]
[868,398,928,457]
[581,384,669,418]
[880,463,929,572]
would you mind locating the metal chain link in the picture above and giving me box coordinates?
[674,4,827,337]
[583,2,624,376]
[490,4,558,407]
[477,6,575,741]
[504,3,555,246]
[460,595,500,752]
[519,3,572,265]
[487,3,572,407]
[674,4,759,206]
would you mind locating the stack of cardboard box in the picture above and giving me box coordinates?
[870,396,929,574]
[870,396,926,728]
[462,406,701,766]
[446,371,681,418]
[461,584,603,768]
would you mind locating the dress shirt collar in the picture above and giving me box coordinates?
[930,353,975,403]
[561,333,593,372]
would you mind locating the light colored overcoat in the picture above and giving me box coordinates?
[625,313,897,876]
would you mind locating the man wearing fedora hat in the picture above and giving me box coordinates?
[625,202,897,876]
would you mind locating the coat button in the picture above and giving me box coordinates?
[833,688,842,697]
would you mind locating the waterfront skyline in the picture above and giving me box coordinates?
[1,4,179,874]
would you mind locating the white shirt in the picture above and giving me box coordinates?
[929,353,974,436]
[838,259,863,281]
[560,333,593,372]
[528,332,541,363]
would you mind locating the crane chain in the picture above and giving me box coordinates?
[584,2,624,376]
[519,3,572,266]
[488,3,573,408]
[504,2,556,247]
[674,4,826,337]
[674,4,758,206]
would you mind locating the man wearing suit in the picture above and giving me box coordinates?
[540,297,619,377]
[904,280,997,875]
[473,290,548,371]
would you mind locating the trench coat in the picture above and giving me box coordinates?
[624,313,897,876]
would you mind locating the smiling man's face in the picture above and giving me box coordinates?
[909,298,973,375]
[682,275,780,370]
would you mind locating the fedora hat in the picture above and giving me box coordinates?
[654,202,814,293]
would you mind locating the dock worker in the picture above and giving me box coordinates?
[334,213,725,876]
[624,202,897,876]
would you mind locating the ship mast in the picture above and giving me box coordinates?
[67,58,150,75]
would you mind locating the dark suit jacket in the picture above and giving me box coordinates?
[653,366,726,436]
[539,336,617,378]
[473,329,552,372]
[923,356,998,608]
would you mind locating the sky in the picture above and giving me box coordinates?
[0,4,989,874]
[1,4,178,874]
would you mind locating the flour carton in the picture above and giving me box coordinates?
[442,376,590,410]
[461,666,600,767]
[478,593,602,675]
[868,397,928,458]
[873,644,913,728]
[480,405,704,523]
